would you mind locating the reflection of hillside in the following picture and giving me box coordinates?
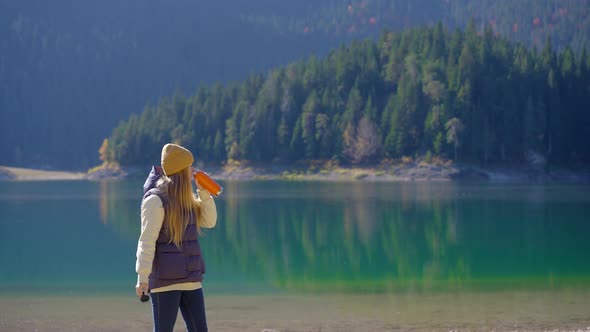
[199,181,472,292]
[103,181,590,293]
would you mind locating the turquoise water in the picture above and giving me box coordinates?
[1,180,590,296]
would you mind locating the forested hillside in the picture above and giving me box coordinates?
[2,0,589,169]
[106,23,590,167]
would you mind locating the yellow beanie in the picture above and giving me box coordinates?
[161,143,194,176]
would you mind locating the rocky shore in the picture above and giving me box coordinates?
[3,162,590,183]
[1,292,590,332]
[168,160,590,183]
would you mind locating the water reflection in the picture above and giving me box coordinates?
[102,181,590,293]
[99,180,143,242]
[99,180,109,224]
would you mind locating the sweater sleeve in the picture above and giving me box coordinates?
[197,189,217,229]
[135,194,165,285]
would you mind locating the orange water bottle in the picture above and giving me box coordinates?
[194,170,223,197]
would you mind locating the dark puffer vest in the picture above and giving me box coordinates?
[143,166,205,290]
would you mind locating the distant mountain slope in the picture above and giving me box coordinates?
[0,0,335,168]
[1,0,588,168]
[244,0,590,51]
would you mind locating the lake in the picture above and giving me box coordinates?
[1,180,589,331]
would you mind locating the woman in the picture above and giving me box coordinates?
[135,143,217,332]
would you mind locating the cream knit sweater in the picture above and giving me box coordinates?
[135,189,217,293]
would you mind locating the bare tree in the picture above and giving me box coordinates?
[342,122,356,161]
[445,117,464,161]
[355,116,381,163]
[343,116,381,164]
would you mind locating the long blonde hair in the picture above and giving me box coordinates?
[157,167,201,248]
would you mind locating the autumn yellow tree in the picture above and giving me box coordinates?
[98,138,109,164]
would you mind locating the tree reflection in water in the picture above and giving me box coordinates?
[102,181,590,293]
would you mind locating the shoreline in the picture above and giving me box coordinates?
[0,165,87,181]
[3,162,590,183]
[1,290,590,332]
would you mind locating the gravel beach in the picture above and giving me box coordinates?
[1,291,589,332]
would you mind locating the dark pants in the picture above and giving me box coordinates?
[150,288,208,332]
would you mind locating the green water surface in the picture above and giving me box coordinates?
[1,180,589,296]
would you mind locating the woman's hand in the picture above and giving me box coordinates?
[136,283,149,297]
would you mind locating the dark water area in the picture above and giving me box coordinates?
[1,180,590,297]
